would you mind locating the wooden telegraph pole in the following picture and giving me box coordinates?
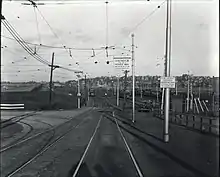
[49,52,55,108]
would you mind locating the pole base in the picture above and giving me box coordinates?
[163,134,169,143]
[132,120,136,123]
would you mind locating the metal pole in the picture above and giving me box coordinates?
[175,81,178,95]
[161,88,165,114]
[164,0,171,143]
[156,85,159,103]
[131,33,135,123]
[117,76,120,106]
[84,74,87,105]
[190,83,193,110]
[77,77,80,109]
[212,93,215,112]
[49,52,55,108]
[123,70,128,110]
[187,71,190,112]
[140,83,143,99]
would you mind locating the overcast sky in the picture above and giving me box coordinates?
[1,0,219,82]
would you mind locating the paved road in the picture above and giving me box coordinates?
[107,97,219,177]
[1,97,219,177]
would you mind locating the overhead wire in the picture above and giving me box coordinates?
[1,18,50,65]
[34,5,81,67]
[112,0,166,50]
[2,18,82,74]
[33,6,41,49]
[105,1,109,57]
[1,35,110,51]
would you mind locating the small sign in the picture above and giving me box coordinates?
[160,76,176,88]
[113,56,131,71]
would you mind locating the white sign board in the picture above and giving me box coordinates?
[113,56,131,71]
[160,76,176,88]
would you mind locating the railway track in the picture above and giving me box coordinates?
[104,102,212,177]
[1,108,94,177]
[71,109,144,177]
[0,119,54,152]
[0,111,38,129]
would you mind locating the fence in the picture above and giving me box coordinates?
[0,103,25,110]
[153,109,219,136]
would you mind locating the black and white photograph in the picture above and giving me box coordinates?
[0,0,219,177]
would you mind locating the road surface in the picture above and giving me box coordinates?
[0,97,218,177]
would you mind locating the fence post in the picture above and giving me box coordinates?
[192,115,195,128]
[180,114,182,124]
[186,114,188,126]
[200,117,203,131]
[209,119,212,133]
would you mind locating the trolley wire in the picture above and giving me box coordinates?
[1,18,50,65]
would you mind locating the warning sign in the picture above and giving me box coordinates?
[113,56,131,71]
[160,76,176,88]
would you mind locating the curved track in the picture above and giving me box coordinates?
[2,108,93,177]
[0,111,38,129]
[0,119,53,152]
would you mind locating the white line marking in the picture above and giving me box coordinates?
[0,104,24,106]
[114,116,144,177]
[1,107,24,110]
[72,115,102,177]
[6,118,88,177]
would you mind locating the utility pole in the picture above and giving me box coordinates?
[123,70,128,110]
[161,57,166,115]
[175,81,178,95]
[140,83,143,99]
[87,79,90,101]
[190,83,193,110]
[186,71,190,112]
[84,74,87,105]
[117,76,120,106]
[212,92,215,113]
[49,52,55,108]
[131,33,135,123]
[156,84,159,103]
[77,76,81,109]
[161,88,165,114]
[164,0,172,143]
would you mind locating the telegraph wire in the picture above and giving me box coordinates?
[33,6,41,48]
[105,1,109,57]
[2,35,128,52]
[112,0,166,49]
[1,19,50,65]
[2,17,82,74]
[34,5,80,66]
